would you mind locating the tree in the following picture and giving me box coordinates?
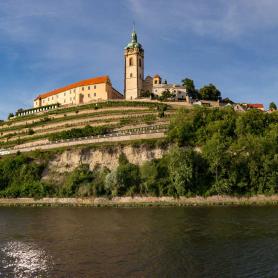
[159,90,174,101]
[222,97,234,104]
[199,84,221,101]
[167,108,195,145]
[181,78,198,99]
[167,147,195,196]
[8,113,14,120]
[269,102,277,111]
[202,133,231,194]
[114,154,141,196]
[140,90,151,98]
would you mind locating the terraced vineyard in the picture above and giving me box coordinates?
[0,101,173,153]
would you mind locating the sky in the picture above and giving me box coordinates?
[0,0,277,119]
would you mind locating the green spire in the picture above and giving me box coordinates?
[125,24,143,50]
[131,31,137,43]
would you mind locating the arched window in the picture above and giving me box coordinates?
[130,73,133,78]
[129,57,133,66]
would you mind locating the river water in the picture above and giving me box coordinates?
[0,207,278,277]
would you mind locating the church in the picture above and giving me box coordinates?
[33,29,189,108]
[124,29,189,102]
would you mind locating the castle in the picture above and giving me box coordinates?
[33,29,189,109]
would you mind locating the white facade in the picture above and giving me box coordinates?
[152,84,189,101]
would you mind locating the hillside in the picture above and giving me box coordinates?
[0,100,176,153]
[0,106,276,199]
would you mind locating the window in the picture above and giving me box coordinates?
[155,80,158,84]
[94,93,96,97]
[52,97,54,100]
[130,73,133,78]
[139,59,142,67]
[48,98,50,101]
[88,94,90,98]
[64,93,66,96]
[64,100,66,103]
[129,57,133,66]
[94,85,96,89]
[88,86,90,90]
[74,89,76,93]
[82,87,84,91]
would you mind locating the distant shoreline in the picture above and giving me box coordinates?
[1,195,278,207]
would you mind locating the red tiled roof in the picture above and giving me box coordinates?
[247,104,264,109]
[35,76,110,100]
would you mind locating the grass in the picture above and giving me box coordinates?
[1,100,171,126]
[0,114,168,148]
[0,109,156,134]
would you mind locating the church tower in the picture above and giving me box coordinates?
[124,29,144,100]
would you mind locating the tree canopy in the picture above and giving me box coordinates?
[181,78,198,99]
[199,84,221,101]
[270,102,277,111]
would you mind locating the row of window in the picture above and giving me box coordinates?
[82,85,97,91]
[129,73,142,79]
[128,57,142,67]
[42,92,98,104]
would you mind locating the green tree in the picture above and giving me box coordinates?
[181,78,198,99]
[269,102,277,111]
[7,113,14,120]
[104,170,118,197]
[203,133,231,194]
[167,147,195,196]
[199,84,221,101]
[140,161,159,195]
[140,90,151,98]
[236,109,266,136]
[159,90,174,101]
[167,108,195,145]
[63,164,93,196]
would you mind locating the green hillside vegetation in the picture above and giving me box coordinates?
[2,101,169,125]
[0,106,277,198]
[0,101,171,148]
[48,125,110,141]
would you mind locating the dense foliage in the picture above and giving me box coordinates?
[168,107,278,195]
[198,84,221,101]
[48,125,110,141]
[0,107,277,198]
[181,78,198,99]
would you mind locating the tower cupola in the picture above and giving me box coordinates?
[124,28,144,100]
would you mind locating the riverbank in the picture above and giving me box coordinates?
[1,195,278,207]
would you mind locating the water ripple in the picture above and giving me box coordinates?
[1,241,51,278]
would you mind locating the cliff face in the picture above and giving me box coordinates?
[42,145,168,184]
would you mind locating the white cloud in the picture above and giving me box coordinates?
[127,0,278,39]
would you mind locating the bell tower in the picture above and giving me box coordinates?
[124,28,144,100]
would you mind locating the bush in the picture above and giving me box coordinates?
[49,125,110,141]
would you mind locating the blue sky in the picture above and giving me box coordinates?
[0,0,277,119]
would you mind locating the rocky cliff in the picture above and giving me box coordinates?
[42,144,168,184]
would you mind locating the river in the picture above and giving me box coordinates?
[0,207,278,277]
